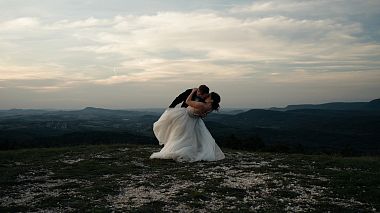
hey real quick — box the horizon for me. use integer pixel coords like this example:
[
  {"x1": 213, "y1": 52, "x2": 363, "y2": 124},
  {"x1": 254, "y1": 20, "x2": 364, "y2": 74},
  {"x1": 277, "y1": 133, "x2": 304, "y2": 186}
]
[
  {"x1": 0, "y1": 97, "x2": 378, "y2": 111},
  {"x1": 1, "y1": 0, "x2": 380, "y2": 109}
]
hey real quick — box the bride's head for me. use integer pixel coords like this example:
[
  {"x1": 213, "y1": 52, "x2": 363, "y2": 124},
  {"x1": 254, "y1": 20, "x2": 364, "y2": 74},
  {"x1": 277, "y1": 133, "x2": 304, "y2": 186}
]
[{"x1": 206, "y1": 92, "x2": 221, "y2": 111}]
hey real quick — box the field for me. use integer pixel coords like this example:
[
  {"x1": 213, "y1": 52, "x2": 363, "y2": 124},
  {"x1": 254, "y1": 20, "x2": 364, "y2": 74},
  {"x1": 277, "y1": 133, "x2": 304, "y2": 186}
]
[{"x1": 0, "y1": 144, "x2": 379, "y2": 212}]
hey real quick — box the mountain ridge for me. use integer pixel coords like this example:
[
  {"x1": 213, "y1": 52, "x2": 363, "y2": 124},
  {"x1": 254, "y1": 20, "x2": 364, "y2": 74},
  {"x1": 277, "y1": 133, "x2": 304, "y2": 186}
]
[
  {"x1": 1, "y1": 98, "x2": 379, "y2": 154},
  {"x1": 269, "y1": 98, "x2": 380, "y2": 111}
]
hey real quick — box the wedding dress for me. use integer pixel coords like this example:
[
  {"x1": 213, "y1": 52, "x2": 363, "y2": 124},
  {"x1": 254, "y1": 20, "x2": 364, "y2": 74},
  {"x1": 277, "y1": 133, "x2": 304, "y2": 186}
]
[{"x1": 150, "y1": 107, "x2": 225, "y2": 162}]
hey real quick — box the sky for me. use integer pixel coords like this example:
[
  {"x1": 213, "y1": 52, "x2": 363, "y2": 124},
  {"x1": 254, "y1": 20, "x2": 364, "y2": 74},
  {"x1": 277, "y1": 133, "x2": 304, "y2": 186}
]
[{"x1": 0, "y1": 0, "x2": 379, "y2": 109}]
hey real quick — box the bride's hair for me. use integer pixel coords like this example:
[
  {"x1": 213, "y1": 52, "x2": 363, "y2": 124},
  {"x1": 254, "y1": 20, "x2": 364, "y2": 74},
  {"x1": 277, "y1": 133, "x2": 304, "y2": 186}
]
[{"x1": 210, "y1": 92, "x2": 221, "y2": 111}]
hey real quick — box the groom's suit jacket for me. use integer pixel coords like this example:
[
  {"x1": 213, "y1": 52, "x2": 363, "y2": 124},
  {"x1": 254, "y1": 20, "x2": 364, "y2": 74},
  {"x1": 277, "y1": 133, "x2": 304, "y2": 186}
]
[{"x1": 169, "y1": 89, "x2": 204, "y2": 108}]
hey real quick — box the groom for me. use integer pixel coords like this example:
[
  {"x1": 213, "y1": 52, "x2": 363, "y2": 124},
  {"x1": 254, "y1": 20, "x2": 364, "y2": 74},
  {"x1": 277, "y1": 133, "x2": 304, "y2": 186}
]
[{"x1": 169, "y1": 85, "x2": 210, "y2": 108}]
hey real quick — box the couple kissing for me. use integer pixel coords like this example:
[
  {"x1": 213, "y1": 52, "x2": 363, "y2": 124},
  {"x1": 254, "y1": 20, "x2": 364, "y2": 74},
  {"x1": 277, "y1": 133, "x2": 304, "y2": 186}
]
[{"x1": 150, "y1": 85, "x2": 225, "y2": 162}]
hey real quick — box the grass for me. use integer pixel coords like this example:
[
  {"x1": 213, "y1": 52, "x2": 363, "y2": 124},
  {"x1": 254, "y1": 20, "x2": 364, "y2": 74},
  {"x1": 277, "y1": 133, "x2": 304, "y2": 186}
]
[{"x1": 0, "y1": 144, "x2": 379, "y2": 212}]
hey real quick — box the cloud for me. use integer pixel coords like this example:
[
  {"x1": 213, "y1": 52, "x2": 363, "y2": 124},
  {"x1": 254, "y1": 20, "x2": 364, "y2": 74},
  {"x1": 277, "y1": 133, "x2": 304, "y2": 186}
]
[
  {"x1": 230, "y1": 0, "x2": 335, "y2": 14},
  {"x1": 0, "y1": 64, "x2": 64, "y2": 80},
  {"x1": 0, "y1": 62, "x2": 95, "y2": 92},
  {"x1": 76, "y1": 12, "x2": 365, "y2": 58},
  {"x1": 265, "y1": 69, "x2": 380, "y2": 85},
  {"x1": 229, "y1": 0, "x2": 380, "y2": 17},
  {"x1": 0, "y1": 0, "x2": 379, "y2": 107},
  {"x1": 62, "y1": 11, "x2": 379, "y2": 84},
  {"x1": 48, "y1": 17, "x2": 111, "y2": 29},
  {"x1": 0, "y1": 17, "x2": 40, "y2": 31},
  {"x1": 92, "y1": 59, "x2": 254, "y2": 85}
]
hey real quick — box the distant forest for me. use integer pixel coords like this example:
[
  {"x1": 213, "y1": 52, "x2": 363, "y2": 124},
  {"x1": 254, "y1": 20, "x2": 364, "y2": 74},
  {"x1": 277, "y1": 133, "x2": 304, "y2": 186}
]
[{"x1": 0, "y1": 99, "x2": 379, "y2": 156}]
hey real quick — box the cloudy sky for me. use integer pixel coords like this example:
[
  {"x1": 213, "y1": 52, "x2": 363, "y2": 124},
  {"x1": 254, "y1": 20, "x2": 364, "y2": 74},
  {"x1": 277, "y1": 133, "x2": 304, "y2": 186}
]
[{"x1": 0, "y1": 0, "x2": 379, "y2": 109}]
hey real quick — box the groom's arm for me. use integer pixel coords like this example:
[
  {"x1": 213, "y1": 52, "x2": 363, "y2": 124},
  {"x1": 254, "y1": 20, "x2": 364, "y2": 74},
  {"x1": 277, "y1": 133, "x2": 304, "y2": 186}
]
[
  {"x1": 186, "y1": 88, "x2": 207, "y2": 110},
  {"x1": 169, "y1": 89, "x2": 192, "y2": 108}
]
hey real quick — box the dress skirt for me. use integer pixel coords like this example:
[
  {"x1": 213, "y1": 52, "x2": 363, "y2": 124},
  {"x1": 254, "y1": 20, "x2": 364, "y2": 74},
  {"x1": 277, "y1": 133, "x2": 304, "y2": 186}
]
[{"x1": 150, "y1": 108, "x2": 225, "y2": 162}]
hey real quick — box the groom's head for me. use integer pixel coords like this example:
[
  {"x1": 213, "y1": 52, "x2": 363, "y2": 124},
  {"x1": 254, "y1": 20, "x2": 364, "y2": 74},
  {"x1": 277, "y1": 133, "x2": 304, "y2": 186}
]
[{"x1": 197, "y1": 85, "x2": 210, "y2": 99}]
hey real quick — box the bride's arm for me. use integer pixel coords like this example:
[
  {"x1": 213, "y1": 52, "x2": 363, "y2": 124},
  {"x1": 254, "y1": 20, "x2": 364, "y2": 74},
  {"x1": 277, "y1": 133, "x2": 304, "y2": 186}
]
[{"x1": 186, "y1": 88, "x2": 206, "y2": 110}]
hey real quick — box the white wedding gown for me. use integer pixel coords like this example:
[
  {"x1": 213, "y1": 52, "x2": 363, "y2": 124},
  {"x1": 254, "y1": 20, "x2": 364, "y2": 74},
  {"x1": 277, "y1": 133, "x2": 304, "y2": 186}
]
[{"x1": 150, "y1": 107, "x2": 225, "y2": 162}]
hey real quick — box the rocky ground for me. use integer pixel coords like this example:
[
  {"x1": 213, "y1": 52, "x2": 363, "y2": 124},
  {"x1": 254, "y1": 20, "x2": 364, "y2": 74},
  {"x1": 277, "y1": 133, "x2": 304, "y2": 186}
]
[{"x1": 0, "y1": 144, "x2": 379, "y2": 212}]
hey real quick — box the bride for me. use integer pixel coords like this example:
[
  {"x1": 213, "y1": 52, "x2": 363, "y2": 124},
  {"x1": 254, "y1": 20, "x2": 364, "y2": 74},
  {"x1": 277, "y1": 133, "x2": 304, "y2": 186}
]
[{"x1": 150, "y1": 88, "x2": 225, "y2": 162}]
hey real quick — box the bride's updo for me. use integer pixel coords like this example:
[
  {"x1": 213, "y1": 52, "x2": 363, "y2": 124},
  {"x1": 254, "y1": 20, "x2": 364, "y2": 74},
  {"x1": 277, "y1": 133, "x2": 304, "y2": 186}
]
[{"x1": 210, "y1": 92, "x2": 221, "y2": 111}]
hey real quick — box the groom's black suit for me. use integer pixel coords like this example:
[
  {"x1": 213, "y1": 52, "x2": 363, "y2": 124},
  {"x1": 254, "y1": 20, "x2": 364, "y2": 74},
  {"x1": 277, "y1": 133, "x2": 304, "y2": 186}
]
[{"x1": 169, "y1": 89, "x2": 205, "y2": 108}]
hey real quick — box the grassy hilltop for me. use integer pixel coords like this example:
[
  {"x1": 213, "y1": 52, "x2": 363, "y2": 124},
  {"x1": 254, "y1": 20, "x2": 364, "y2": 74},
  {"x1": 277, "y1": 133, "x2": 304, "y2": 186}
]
[{"x1": 0, "y1": 144, "x2": 379, "y2": 212}]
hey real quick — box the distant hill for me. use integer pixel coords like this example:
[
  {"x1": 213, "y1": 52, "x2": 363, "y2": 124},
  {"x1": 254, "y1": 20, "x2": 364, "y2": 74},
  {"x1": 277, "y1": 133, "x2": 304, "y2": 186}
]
[
  {"x1": 0, "y1": 109, "x2": 50, "y2": 117},
  {"x1": 269, "y1": 98, "x2": 380, "y2": 111},
  {"x1": 206, "y1": 108, "x2": 380, "y2": 154},
  {"x1": 1, "y1": 101, "x2": 379, "y2": 154}
]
